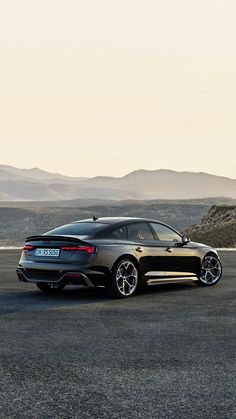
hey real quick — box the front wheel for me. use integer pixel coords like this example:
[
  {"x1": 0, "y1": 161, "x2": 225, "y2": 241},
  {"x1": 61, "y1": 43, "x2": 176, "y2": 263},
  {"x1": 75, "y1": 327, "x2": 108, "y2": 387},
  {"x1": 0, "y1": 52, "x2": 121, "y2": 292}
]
[
  {"x1": 108, "y1": 258, "x2": 139, "y2": 298},
  {"x1": 36, "y1": 283, "x2": 65, "y2": 293},
  {"x1": 198, "y1": 255, "x2": 222, "y2": 286}
]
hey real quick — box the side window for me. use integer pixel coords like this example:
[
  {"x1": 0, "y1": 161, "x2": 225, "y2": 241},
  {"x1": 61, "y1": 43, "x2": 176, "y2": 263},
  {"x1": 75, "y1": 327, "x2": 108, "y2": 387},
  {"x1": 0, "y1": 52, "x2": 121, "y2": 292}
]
[
  {"x1": 110, "y1": 225, "x2": 128, "y2": 239},
  {"x1": 127, "y1": 223, "x2": 155, "y2": 241},
  {"x1": 150, "y1": 223, "x2": 181, "y2": 242}
]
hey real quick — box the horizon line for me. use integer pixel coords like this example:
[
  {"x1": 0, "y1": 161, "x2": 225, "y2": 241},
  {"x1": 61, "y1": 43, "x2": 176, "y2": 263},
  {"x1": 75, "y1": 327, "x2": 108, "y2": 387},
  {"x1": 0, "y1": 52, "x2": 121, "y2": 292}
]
[{"x1": 0, "y1": 163, "x2": 236, "y2": 181}]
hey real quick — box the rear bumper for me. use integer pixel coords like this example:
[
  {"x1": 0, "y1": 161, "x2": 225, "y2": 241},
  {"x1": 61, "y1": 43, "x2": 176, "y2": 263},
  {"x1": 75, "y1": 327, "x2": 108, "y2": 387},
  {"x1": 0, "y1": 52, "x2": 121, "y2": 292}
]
[{"x1": 16, "y1": 267, "x2": 98, "y2": 288}]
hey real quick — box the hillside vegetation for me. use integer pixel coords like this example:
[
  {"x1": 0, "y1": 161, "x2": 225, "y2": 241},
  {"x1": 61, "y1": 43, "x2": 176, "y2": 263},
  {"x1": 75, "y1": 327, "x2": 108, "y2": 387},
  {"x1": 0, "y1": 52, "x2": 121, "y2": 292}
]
[{"x1": 185, "y1": 205, "x2": 236, "y2": 247}]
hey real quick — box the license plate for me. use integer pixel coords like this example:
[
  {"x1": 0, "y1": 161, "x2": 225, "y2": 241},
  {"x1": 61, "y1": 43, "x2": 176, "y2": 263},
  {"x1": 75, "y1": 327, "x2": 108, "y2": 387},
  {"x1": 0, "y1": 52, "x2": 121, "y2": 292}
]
[{"x1": 35, "y1": 248, "x2": 60, "y2": 257}]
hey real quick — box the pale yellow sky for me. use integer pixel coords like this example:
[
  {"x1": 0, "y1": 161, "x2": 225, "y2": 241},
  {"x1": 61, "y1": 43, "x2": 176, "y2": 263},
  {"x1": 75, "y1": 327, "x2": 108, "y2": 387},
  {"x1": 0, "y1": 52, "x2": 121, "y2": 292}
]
[{"x1": 0, "y1": 0, "x2": 235, "y2": 178}]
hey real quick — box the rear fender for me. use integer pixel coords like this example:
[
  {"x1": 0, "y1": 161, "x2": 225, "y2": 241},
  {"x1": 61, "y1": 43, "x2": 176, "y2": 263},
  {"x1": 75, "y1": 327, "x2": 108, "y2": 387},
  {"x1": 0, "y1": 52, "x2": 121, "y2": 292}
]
[{"x1": 111, "y1": 254, "x2": 140, "y2": 274}]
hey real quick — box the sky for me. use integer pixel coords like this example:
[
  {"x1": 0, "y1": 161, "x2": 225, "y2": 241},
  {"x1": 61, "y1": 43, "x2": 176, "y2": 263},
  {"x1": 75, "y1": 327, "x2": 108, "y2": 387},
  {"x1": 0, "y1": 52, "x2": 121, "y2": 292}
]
[{"x1": 0, "y1": 0, "x2": 235, "y2": 178}]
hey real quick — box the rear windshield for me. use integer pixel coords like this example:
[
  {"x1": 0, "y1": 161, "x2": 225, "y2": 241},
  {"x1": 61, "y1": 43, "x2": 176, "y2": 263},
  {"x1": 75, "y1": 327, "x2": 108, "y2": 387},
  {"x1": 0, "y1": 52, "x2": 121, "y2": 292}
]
[{"x1": 45, "y1": 223, "x2": 108, "y2": 236}]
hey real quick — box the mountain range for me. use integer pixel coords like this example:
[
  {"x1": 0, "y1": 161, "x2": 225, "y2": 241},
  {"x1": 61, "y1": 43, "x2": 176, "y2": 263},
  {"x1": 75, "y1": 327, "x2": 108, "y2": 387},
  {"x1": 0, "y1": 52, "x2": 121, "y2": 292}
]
[{"x1": 0, "y1": 165, "x2": 236, "y2": 201}]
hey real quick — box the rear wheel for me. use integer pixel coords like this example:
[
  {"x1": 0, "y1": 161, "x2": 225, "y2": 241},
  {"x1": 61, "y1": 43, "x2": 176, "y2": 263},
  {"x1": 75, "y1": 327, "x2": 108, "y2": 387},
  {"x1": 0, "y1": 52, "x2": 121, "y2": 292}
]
[
  {"x1": 36, "y1": 283, "x2": 65, "y2": 293},
  {"x1": 198, "y1": 255, "x2": 222, "y2": 286},
  {"x1": 108, "y1": 258, "x2": 139, "y2": 298}
]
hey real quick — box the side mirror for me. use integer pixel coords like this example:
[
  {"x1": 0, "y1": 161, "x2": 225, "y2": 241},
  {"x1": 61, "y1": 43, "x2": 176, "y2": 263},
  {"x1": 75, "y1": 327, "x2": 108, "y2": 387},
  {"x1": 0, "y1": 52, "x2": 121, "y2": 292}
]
[{"x1": 182, "y1": 236, "x2": 190, "y2": 245}]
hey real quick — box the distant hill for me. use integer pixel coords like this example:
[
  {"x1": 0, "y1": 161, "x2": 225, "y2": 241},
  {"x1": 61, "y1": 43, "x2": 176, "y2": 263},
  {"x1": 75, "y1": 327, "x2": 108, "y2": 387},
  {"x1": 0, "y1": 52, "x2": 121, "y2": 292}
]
[
  {"x1": 185, "y1": 205, "x2": 236, "y2": 247},
  {"x1": 1, "y1": 197, "x2": 236, "y2": 246},
  {"x1": 83, "y1": 169, "x2": 236, "y2": 201},
  {"x1": 1, "y1": 165, "x2": 236, "y2": 201},
  {"x1": 0, "y1": 201, "x2": 210, "y2": 246},
  {"x1": 0, "y1": 165, "x2": 86, "y2": 186},
  {"x1": 1, "y1": 196, "x2": 234, "y2": 209}
]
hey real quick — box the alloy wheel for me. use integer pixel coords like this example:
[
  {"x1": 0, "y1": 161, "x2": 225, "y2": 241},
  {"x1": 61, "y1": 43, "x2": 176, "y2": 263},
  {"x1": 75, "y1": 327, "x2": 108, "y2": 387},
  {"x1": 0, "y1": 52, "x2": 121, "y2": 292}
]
[
  {"x1": 200, "y1": 256, "x2": 222, "y2": 285},
  {"x1": 116, "y1": 260, "x2": 138, "y2": 296}
]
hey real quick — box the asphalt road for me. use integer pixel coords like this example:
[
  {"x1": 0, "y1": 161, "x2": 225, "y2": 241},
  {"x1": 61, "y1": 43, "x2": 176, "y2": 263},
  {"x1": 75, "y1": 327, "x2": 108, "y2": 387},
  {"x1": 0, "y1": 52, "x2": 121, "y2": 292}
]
[{"x1": 0, "y1": 250, "x2": 235, "y2": 419}]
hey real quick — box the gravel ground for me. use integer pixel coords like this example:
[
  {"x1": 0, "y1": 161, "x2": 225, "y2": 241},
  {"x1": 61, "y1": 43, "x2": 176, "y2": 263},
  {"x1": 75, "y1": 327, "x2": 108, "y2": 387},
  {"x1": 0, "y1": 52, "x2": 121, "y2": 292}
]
[{"x1": 0, "y1": 250, "x2": 235, "y2": 419}]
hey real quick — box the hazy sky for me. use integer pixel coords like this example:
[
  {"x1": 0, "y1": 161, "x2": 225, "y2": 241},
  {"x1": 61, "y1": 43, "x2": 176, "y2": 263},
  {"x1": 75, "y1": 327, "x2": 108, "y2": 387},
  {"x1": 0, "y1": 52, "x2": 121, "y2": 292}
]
[{"x1": 0, "y1": 0, "x2": 235, "y2": 178}]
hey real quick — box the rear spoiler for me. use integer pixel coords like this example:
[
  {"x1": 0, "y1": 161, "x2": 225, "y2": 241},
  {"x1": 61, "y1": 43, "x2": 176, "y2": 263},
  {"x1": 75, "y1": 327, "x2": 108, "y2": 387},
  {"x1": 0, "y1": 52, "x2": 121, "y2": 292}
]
[{"x1": 25, "y1": 235, "x2": 87, "y2": 244}]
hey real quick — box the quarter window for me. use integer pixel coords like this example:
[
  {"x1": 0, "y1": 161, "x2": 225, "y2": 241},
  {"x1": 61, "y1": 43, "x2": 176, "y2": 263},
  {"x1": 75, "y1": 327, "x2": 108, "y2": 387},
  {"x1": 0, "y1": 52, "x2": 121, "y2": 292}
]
[
  {"x1": 110, "y1": 226, "x2": 128, "y2": 239},
  {"x1": 127, "y1": 223, "x2": 155, "y2": 241},
  {"x1": 150, "y1": 223, "x2": 181, "y2": 242}
]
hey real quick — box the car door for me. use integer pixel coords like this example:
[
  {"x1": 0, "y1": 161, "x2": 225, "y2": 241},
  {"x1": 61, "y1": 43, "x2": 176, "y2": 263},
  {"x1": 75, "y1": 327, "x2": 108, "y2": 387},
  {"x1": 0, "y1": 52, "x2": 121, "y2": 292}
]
[
  {"x1": 149, "y1": 222, "x2": 199, "y2": 277},
  {"x1": 126, "y1": 222, "x2": 166, "y2": 276}
]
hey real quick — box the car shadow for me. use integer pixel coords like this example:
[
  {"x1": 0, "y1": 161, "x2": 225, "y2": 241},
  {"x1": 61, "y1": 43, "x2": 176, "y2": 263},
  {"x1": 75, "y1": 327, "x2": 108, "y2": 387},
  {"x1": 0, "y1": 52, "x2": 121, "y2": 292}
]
[
  {"x1": 140, "y1": 281, "x2": 198, "y2": 296},
  {"x1": 0, "y1": 281, "x2": 201, "y2": 315},
  {"x1": 33, "y1": 281, "x2": 198, "y2": 301}
]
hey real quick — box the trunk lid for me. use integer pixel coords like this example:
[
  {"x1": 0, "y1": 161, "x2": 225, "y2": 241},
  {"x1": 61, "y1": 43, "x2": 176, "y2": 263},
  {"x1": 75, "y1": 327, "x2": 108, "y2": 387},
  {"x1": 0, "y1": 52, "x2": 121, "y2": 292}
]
[{"x1": 22, "y1": 235, "x2": 97, "y2": 264}]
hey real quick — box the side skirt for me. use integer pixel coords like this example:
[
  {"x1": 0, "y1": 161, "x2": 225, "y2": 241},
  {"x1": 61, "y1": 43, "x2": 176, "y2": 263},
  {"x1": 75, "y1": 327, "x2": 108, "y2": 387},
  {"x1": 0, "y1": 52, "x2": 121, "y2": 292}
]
[
  {"x1": 144, "y1": 271, "x2": 198, "y2": 285},
  {"x1": 146, "y1": 276, "x2": 198, "y2": 285}
]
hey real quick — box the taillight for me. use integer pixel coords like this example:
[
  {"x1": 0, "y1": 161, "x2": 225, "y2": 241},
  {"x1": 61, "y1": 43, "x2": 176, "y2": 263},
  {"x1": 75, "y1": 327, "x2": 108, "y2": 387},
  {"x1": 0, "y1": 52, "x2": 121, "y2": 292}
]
[
  {"x1": 60, "y1": 245, "x2": 95, "y2": 253},
  {"x1": 22, "y1": 245, "x2": 34, "y2": 252}
]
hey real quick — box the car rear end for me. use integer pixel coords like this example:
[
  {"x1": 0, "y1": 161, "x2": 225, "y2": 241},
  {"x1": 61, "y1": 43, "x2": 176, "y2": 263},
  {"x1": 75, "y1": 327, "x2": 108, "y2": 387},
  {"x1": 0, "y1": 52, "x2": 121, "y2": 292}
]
[{"x1": 17, "y1": 235, "x2": 100, "y2": 288}]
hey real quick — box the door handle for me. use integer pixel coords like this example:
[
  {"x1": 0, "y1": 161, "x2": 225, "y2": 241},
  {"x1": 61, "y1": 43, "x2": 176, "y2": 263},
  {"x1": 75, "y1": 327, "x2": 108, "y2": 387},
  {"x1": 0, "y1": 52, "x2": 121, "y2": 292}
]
[
  {"x1": 135, "y1": 247, "x2": 143, "y2": 253},
  {"x1": 165, "y1": 247, "x2": 173, "y2": 253}
]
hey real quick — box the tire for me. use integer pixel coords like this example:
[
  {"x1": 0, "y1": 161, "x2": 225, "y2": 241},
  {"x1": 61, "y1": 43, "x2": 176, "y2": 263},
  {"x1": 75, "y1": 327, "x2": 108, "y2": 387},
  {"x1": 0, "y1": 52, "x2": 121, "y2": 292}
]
[
  {"x1": 108, "y1": 258, "x2": 140, "y2": 298},
  {"x1": 36, "y1": 283, "x2": 65, "y2": 293},
  {"x1": 197, "y1": 255, "x2": 222, "y2": 286}
]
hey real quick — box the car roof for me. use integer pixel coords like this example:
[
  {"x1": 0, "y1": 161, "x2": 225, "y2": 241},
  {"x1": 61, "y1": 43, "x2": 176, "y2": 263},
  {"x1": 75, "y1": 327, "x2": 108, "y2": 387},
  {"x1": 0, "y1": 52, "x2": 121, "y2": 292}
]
[
  {"x1": 72, "y1": 217, "x2": 182, "y2": 236},
  {"x1": 73, "y1": 217, "x2": 161, "y2": 225}
]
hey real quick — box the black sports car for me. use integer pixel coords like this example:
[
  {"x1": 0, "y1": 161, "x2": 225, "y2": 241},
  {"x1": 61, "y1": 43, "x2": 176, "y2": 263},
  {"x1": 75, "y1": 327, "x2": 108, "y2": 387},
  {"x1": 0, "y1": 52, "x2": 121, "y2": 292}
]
[{"x1": 17, "y1": 217, "x2": 223, "y2": 298}]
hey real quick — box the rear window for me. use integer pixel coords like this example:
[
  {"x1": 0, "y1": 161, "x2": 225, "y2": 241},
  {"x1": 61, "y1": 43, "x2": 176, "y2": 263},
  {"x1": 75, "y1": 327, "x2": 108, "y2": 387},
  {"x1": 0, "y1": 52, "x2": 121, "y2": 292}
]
[{"x1": 45, "y1": 223, "x2": 108, "y2": 236}]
